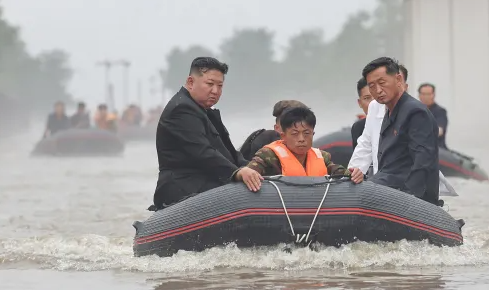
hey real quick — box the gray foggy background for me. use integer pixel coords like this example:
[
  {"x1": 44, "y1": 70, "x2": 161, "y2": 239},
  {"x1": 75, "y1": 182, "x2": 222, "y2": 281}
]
[{"x1": 2, "y1": 1, "x2": 489, "y2": 289}]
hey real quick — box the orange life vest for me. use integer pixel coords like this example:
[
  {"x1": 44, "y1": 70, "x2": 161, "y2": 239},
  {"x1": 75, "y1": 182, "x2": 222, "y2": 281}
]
[{"x1": 264, "y1": 140, "x2": 328, "y2": 177}]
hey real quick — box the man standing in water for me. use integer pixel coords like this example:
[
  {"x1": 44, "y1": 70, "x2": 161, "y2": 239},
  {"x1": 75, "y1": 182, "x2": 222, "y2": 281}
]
[
  {"x1": 152, "y1": 57, "x2": 259, "y2": 209},
  {"x1": 418, "y1": 83, "x2": 449, "y2": 149},
  {"x1": 362, "y1": 57, "x2": 439, "y2": 205}
]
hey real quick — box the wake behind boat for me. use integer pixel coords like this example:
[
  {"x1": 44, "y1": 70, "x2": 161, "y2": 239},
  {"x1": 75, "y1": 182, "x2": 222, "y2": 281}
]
[{"x1": 133, "y1": 176, "x2": 464, "y2": 257}]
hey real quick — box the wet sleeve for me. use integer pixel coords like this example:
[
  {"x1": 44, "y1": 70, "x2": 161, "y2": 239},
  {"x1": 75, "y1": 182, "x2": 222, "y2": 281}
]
[
  {"x1": 235, "y1": 150, "x2": 249, "y2": 167},
  {"x1": 163, "y1": 104, "x2": 239, "y2": 183},
  {"x1": 322, "y1": 151, "x2": 349, "y2": 176},
  {"x1": 348, "y1": 113, "x2": 373, "y2": 174},
  {"x1": 246, "y1": 148, "x2": 281, "y2": 176},
  {"x1": 404, "y1": 110, "x2": 438, "y2": 197}
]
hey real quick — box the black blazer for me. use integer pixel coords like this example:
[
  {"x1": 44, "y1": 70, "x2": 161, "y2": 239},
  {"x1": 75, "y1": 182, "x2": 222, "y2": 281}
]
[
  {"x1": 371, "y1": 92, "x2": 439, "y2": 204},
  {"x1": 351, "y1": 118, "x2": 366, "y2": 150},
  {"x1": 154, "y1": 87, "x2": 248, "y2": 207}
]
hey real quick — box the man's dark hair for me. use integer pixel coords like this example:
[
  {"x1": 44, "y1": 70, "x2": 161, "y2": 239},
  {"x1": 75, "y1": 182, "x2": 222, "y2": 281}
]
[
  {"x1": 272, "y1": 100, "x2": 308, "y2": 122},
  {"x1": 189, "y1": 57, "x2": 228, "y2": 76},
  {"x1": 418, "y1": 83, "x2": 436, "y2": 93},
  {"x1": 362, "y1": 57, "x2": 400, "y2": 79},
  {"x1": 78, "y1": 102, "x2": 86, "y2": 109},
  {"x1": 98, "y1": 104, "x2": 108, "y2": 110},
  {"x1": 399, "y1": 64, "x2": 408, "y2": 82},
  {"x1": 280, "y1": 107, "x2": 316, "y2": 131},
  {"x1": 356, "y1": 77, "x2": 368, "y2": 97}
]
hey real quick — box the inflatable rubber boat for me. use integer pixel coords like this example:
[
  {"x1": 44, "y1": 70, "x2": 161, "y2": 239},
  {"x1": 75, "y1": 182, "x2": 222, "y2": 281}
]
[
  {"x1": 313, "y1": 128, "x2": 489, "y2": 181},
  {"x1": 133, "y1": 176, "x2": 464, "y2": 257},
  {"x1": 118, "y1": 125, "x2": 156, "y2": 142},
  {"x1": 31, "y1": 128, "x2": 125, "y2": 157}
]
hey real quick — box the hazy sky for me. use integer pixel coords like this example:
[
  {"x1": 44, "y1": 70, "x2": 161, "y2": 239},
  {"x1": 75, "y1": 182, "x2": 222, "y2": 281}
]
[{"x1": 2, "y1": 0, "x2": 376, "y2": 109}]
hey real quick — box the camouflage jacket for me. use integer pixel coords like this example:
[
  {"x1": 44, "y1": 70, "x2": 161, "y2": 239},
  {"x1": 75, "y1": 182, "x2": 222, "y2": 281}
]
[{"x1": 247, "y1": 147, "x2": 350, "y2": 177}]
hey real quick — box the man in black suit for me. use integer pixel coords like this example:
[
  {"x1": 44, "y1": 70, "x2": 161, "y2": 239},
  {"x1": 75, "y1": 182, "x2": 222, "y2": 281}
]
[
  {"x1": 362, "y1": 57, "x2": 440, "y2": 205},
  {"x1": 418, "y1": 83, "x2": 449, "y2": 149},
  {"x1": 152, "y1": 57, "x2": 261, "y2": 209}
]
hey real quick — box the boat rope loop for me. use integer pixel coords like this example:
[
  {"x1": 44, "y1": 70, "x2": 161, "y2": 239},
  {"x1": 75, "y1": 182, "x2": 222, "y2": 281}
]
[{"x1": 268, "y1": 177, "x2": 332, "y2": 246}]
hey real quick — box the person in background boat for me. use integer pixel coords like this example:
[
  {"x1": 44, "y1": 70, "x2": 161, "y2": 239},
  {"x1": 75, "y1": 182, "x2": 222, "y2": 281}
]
[
  {"x1": 362, "y1": 57, "x2": 439, "y2": 205},
  {"x1": 235, "y1": 107, "x2": 364, "y2": 191},
  {"x1": 94, "y1": 104, "x2": 118, "y2": 132},
  {"x1": 152, "y1": 57, "x2": 249, "y2": 210},
  {"x1": 351, "y1": 77, "x2": 373, "y2": 150},
  {"x1": 239, "y1": 100, "x2": 309, "y2": 160},
  {"x1": 146, "y1": 106, "x2": 163, "y2": 125},
  {"x1": 121, "y1": 104, "x2": 143, "y2": 127},
  {"x1": 418, "y1": 83, "x2": 449, "y2": 149},
  {"x1": 348, "y1": 63, "x2": 409, "y2": 175},
  {"x1": 43, "y1": 101, "x2": 70, "y2": 138},
  {"x1": 70, "y1": 102, "x2": 90, "y2": 129}
]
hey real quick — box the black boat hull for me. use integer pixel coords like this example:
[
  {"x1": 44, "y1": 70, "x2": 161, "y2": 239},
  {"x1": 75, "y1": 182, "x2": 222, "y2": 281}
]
[
  {"x1": 32, "y1": 128, "x2": 125, "y2": 157},
  {"x1": 133, "y1": 177, "x2": 463, "y2": 257},
  {"x1": 313, "y1": 128, "x2": 488, "y2": 181}
]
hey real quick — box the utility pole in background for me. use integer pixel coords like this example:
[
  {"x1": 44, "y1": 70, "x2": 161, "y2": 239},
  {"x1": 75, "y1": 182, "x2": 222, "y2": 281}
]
[
  {"x1": 149, "y1": 74, "x2": 157, "y2": 107},
  {"x1": 158, "y1": 69, "x2": 167, "y2": 105},
  {"x1": 137, "y1": 79, "x2": 143, "y2": 109},
  {"x1": 95, "y1": 60, "x2": 113, "y2": 107},
  {"x1": 114, "y1": 59, "x2": 131, "y2": 108}
]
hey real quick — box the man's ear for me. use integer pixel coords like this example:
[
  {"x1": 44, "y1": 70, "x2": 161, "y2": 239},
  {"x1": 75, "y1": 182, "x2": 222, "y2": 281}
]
[
  {"x1": 280, "y1": 131, "x2": 286, "y2": 140},
  {"x1": 186, "y1": 76, "x2": 194, "y2": 90},
  {"x1": 396, "y1": 73, "x2": 403, "y2": 85},
  {"x1": 274, "y1": 123, "x2": 280, "y2": 133}
]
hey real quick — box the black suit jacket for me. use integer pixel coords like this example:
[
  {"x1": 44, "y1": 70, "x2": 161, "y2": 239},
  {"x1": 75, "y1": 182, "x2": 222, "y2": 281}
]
[
  {"x1": 371, "y1": 92, "x2": 439, "y2": 204},
  {"x1": 351, "y1": 118, "x2": 366, "y2": 150},
  {"x1": 429, "y1": 103, "x2": 448, "y2": 149},
  {"x1": 239, "y1": 129, "x2": 280, "y2": 160},
  {"x1": 154, "y1": 87, "x2": 248, "y2": 208}
]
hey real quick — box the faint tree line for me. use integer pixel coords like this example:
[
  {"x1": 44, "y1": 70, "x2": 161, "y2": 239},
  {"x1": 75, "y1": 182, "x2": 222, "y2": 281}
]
[
  {"x1": 160, "y1": 0, "x2": 404, "y2": 113},
  {"x1": 0, "y1": 6, "x2": 73, "y2": 115}
]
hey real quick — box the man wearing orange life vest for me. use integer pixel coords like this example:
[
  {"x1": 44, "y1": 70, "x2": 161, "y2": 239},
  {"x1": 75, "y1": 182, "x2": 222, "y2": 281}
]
[
  {"x1": 235, "y1": 107, "x2": 364, "y2": 191},
  {"x1": 94, "y1": 104, "x2": 118, "y2": 132}
]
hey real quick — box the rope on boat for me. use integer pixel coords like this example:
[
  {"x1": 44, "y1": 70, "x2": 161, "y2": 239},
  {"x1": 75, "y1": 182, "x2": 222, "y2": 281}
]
[{"x1": 268, "y1": 176, "x2": 332, "y2": 245}]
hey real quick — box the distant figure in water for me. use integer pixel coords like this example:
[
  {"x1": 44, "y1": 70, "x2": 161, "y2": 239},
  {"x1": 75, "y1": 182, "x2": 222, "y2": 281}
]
[
  {"x1": 43, "y1": 101, "x2": 70, "y2": 138},
  {"x1": 70, "y1": 102, "x2": 90, "y2": 129},
  {"x1": 94, "y1": 104, "x2": 117, "y2": 132},
  {"x1": 418, "y1": 83, "x2": 449, "y2": 149},
  {"x1": 121, "y1": 104, "x2": 143, "y2": 127},
  {"x1": 146, "y1": 106, "x2": 163, "y2": 125}
]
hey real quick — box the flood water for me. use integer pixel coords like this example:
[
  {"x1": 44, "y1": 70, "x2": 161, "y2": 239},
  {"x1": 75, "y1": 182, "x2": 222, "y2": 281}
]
[{"x1": 1, "y1": 122, "x2": 489, "y2": 290}]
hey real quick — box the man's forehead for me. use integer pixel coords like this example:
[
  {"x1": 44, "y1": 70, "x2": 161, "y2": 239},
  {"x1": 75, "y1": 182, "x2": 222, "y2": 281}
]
[
  {"x1": 360, "y1": 86, "x2": 371, "y2": 96},
  {"x1": 368, "y1": 66, "x2": 387, "y2": 77},
  {"x1": 289, "y1": 122, "x2": 312, "y2": 130},
  {"x1": 202, "y1": 70, "x2": 224, "y2": 82}
]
